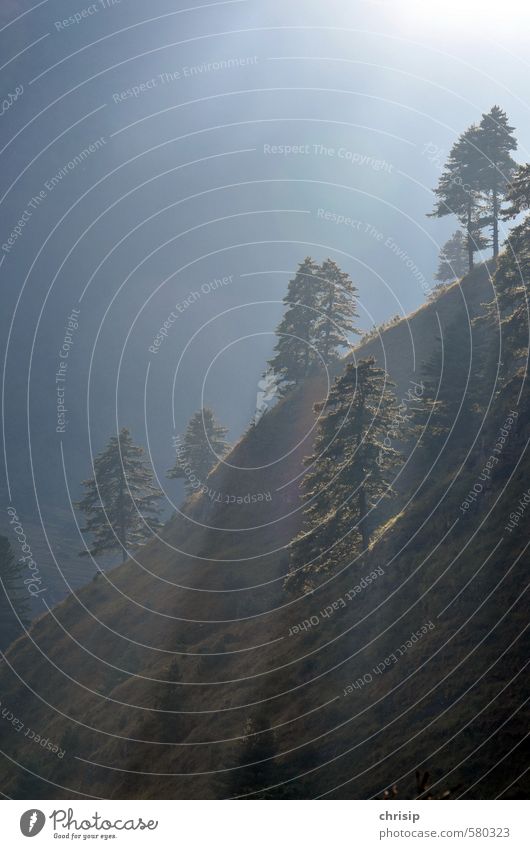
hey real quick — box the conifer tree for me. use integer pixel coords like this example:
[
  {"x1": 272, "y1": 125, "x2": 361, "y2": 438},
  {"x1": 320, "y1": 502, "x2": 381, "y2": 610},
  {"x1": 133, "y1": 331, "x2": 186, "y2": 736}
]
[
  {"x1": 494, "y1": 163, "x2": 530, "y2": 361},
  {"x1": 287, "y1": 358, "x2": 403, "y2": 590},
  {"x1": 429, "y1": 125, "x2": 488, "y2": 271},
  {"x1": 268, "y1": 257, "x2": 322, "y2": 390},
  {"x1": 0, "y1": 535, "x2": 30, "y2": 651},
  {"x1": 476, "y1": 106, "x2": 518, "y2": 257},
  {"x1": 168, "y1": 408, "x2": 230, "y2": 494},
  {"x1": 502, "y1": 162, "x2": 530, "y2": 221},
  {"x1": 77, "y1": 428, "x2": 163, "y2": 562},
  {"x1": 269, "y1": 258, "x2": 360, "y2": 389},
  {"x1": 315, "y1": 258, "x2": 360, "y2": 363},
  {"x1": 435, "y1": 231, "x2": 468, "y2": 282}
]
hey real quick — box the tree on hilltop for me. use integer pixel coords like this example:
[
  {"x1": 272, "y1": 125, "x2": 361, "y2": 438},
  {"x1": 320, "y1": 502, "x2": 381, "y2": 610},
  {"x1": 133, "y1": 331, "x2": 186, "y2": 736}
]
[
  {"x1": 429, "y1": 108, "x2": 518, "y2": 270},
  {"x1": 476, "y1": 105, "x2": 518, "y2": 257}
]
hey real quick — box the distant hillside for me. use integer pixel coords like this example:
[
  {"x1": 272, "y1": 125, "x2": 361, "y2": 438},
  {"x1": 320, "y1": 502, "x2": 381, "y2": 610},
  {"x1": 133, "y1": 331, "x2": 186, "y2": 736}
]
[{"x1": 1, "y1": 261, "x2": 528, "y2": 800}]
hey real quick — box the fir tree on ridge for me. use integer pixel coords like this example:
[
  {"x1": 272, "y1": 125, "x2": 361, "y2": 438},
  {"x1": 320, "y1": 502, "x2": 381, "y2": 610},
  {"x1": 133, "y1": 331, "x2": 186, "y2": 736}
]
[
  {"x1": 316, "y1": 258, "x2": 360, "y2": 363},
  {"x1": 267, "y1": 257, "x2": 322, "y2": 391},
  {"x1": 168, "y1": 407, "x2": 230, "y2": 495},
  {"x1": 476, "y1": 105, "x2": 517, "y2": 257},
  {"x1": 429, "y1": 124, "x2": 488, "y2": 272},
  {"x1": 269, "y1": 257, "x2": 360, "y2": 391},
  {"x1": 429, "y1": 107, "x2": 518, "y2": 270},
  {"x1": 76, "y1": 428, "x2": 163, "y2": 563}
]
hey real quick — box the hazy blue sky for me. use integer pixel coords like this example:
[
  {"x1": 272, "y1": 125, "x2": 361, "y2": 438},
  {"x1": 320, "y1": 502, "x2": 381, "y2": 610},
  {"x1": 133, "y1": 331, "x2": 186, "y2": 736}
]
[{"x1": 1, "y1": 0, "x2": 529, "y2": 518}]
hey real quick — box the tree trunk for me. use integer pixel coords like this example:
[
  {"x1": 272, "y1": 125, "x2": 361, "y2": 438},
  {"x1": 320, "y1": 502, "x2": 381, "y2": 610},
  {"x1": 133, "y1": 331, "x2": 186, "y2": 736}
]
[
  {"x1": 467, "y1": 202, "x2": 474, "y2": 272},
  {"x1": 492, "y1": 189, "x2": 499, "y2": 257},
  {"x1": 303, "y1": 337, "x2": 310, "y2": 376},
  {"x1": 118, "y1": 472, "x2": 127, "y2": 562},
  {"x1": 323, "y1": 289, "x2": 334, "y2": 361}
]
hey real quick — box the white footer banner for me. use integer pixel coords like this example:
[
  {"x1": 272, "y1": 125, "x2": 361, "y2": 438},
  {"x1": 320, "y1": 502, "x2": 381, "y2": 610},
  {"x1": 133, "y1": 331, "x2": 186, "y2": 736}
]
[{"x1": 1, "y1": 799, "x2": 528, "y2": 848}]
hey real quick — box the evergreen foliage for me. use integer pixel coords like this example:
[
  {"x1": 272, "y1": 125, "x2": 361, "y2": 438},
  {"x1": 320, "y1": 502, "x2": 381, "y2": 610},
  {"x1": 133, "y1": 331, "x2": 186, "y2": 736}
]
[
  {"x1": 429, "y1": 107, "x2": 518, "y2": 269},
  {"x1": 269, "y1": 257, "x2": 360, "y2": 390},
  {"x1": 435, "y1": 231, "x2": 468, "y2": 282},
  {"x1": 167, "y1": 408, "x2": 230, "y2": 495},
  {"x1": 315, "y1": 258, "x2": 360, "y2": 364},
  {"x1": 476, "y1": 105, "x2": 518, "y2": 257},
  {"x1": 76, "y1": 428, "x2": 163, "y2": 562},
  {"x1": 287, "y1": 358, "x2": 404, "y2": 591},
  {"x1": 429, "y1": 124, "x2": 488, "y2": 271},
  {"x1": 267, "y1": 257, "x2": 322, "y2": 389},
  {"x1": 493, "y1": 163, "x2": 530, "y2": 364}
]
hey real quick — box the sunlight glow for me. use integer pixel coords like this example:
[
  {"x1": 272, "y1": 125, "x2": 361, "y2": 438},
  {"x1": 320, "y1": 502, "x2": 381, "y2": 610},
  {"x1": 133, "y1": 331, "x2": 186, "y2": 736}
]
[{"x1": 369, "y1": 0, "x2": 530, "y2": 39}]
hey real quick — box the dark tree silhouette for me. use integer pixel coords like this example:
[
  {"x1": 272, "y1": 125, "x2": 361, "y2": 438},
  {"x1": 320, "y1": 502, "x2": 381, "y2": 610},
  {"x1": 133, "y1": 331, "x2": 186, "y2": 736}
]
[
  {"x1": 168, "y1": 408, "x2": 230, "y2": 495},
  {"x1": 315, "y1": 258, "x2": 360, "y2": 363},
  {"x1": 287, "y1": 358, "x2": 404, "y2": 591},
  {"x1": 77, "y1": 428, "x2": 163, "y2": 562},
  {"x1": 493, "y1": 162, "x2": 530, "y2": 363},
  {"x1": 269, "y1": 257, "x2": 360, "y2": 390},
  {"x1": 429, "y1": 124, "x2": 488, "y2": 271},
  {"x1": 435, "y1": 231, "x2": 468, "y2": 282},
  {"x1": 477, "y1": 105, "x2": 518, "y2": 257},
  {"x1": 268, "y1": 257, "x2": 322, "y2": 390}
]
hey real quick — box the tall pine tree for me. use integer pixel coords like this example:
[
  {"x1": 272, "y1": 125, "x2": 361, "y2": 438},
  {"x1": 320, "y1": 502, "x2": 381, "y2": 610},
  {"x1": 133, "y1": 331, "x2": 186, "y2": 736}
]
[
  {"x1": 476, "y1": 106, "x2": 517, "y2": 257},
  {"x1": 287, "y1": 358, "x2": 403, "y2": 591},
  {"x1": 168, "y1": 408, "x2": 230, "y2": 495},
  {"x1": 315, "y1": 258, "x2": 360, "y2": 364},
  {"x1": 429, "y1": 125, "x2": 488, "y2": 271},
  {"x1": 77, "y1": 428, "x2": 163, "y2": 562},
  {"x1": 268, "y1": 257, "x2": 322, "y2": 390},
  {"x1": 269, "y1": 258, "x2": 360, "y2": 390},
  {"x1": 493, "y1": 163, "x2": 530, "y2": 364}
]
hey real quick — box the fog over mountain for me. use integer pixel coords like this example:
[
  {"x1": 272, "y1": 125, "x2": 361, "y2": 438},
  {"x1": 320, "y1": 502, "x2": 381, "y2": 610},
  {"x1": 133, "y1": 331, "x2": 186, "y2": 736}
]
[{"x1": 0, "y1": 0, "x2": 529, "y2": 806}]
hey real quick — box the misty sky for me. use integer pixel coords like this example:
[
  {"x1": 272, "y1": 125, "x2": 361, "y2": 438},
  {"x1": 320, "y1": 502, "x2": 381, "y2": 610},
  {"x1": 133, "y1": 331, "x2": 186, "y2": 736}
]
[{"x1": 1, "y1": 0, "x2": 529, "y2": 518}]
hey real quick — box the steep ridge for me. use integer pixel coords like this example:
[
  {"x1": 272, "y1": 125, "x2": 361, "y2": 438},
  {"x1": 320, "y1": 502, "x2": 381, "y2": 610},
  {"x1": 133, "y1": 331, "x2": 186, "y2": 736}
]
[{"x1": 1, "y1": 262, "x2": 528, "y2": 800}]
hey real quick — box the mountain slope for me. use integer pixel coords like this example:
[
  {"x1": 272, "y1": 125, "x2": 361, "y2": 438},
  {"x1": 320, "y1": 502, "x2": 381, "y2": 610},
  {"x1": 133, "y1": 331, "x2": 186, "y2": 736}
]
[{"x1": 1, "y1": 261, "x2": 528, "y2": 800}]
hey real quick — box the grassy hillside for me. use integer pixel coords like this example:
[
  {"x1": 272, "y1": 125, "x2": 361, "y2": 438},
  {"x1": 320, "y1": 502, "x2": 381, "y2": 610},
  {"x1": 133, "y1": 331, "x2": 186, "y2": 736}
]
[{"x1": 1, "y1": 261, "x2": 528, "y2": 800}]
